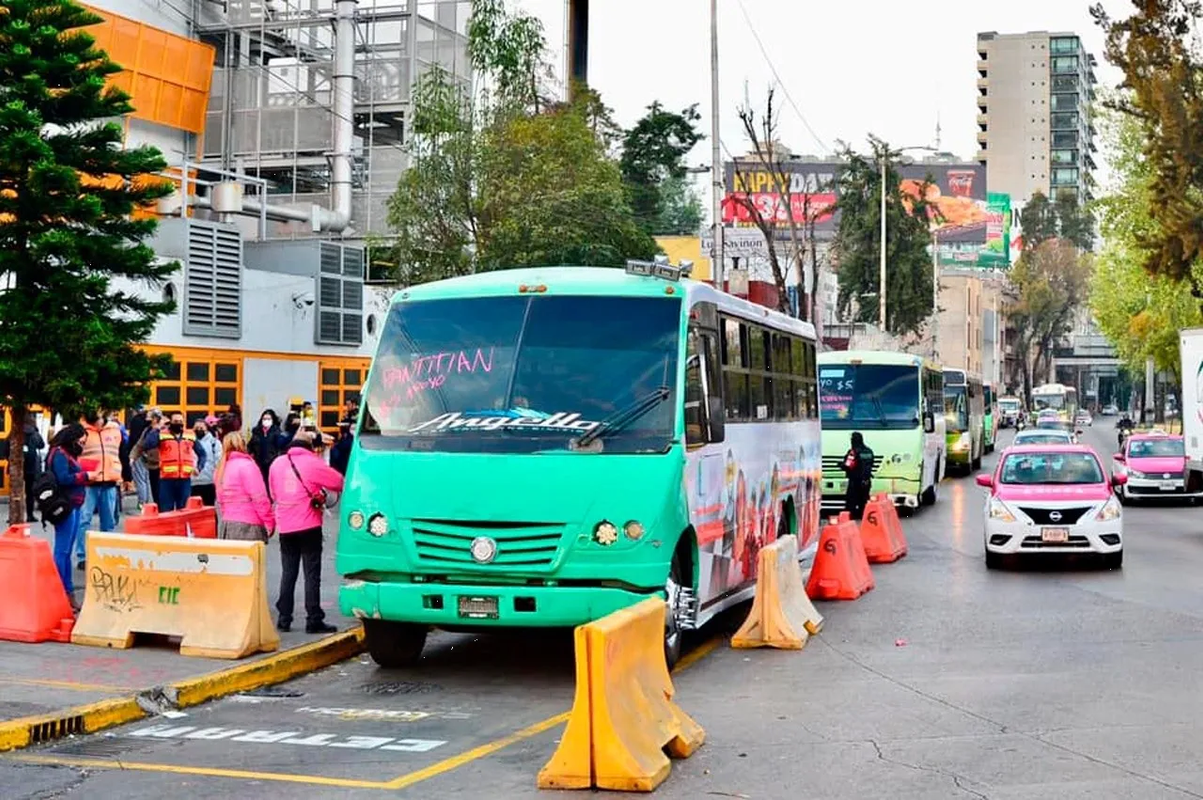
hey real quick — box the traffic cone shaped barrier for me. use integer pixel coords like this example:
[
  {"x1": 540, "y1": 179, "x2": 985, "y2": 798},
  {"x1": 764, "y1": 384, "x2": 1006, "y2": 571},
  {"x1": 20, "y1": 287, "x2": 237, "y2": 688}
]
[
  {"x1": 0, "y1": 525, "x2": 75, "y2": 643},
  {"x1": 860, "y1": 495, "x2": 907, "y2": 563},
  {"x1": 806, "y1": 516, "x2": 875, "y2": 601},
  {"x1": 732, "y1": 534, "x2": 824, "y2": 649}
]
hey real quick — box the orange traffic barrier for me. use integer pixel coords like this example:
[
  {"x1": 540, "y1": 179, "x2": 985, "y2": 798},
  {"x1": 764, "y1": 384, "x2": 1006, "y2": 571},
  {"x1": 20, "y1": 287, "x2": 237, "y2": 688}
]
[
  {"x1": 0, "y1": 525, "x2": 75, "y2": 643},
  {"x1": 732, "y1": 534, "x2": 824, "y2": 649},
  {"x1": 806, "y1": 514, "x2": 875, "y2": 601},
  {"x1": 538, "y1": 597, "x2": 704, "y2": 792},
  {"x1": 72, "y1": 532, "x2": 278, "y2": 659},
  {"x1": 859, "y1": 494, "x2": 908, "y2": 563},
  {"x1": 124, "y1": 497, "x2": 216, "y2": 539}
]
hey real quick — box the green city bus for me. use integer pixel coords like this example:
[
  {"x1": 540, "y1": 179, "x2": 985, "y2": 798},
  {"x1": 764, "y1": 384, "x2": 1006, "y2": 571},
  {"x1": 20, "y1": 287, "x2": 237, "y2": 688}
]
[
  {"x1": 817, "y1": 351, "x2": 946, "y2": 512},
  {"x1": 944, "y1": 368, "x2": 985, "y2": 473},
  {"x1": 983, "y1": 381, "x2": 998, "y2": 454},
  {"x1": 338, "y1": 264, "x2": 822, "y2": 668}
]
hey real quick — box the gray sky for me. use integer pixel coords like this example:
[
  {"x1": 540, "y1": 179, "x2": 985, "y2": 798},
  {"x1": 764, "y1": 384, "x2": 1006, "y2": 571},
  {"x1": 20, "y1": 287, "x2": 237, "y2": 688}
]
[{"x1": 514, "y1": 0, "x2": 1128, "y2": 167}]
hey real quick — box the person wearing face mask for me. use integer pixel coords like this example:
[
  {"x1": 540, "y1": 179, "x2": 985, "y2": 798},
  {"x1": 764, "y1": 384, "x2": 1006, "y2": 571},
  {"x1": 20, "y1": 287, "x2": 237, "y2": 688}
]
[
  {"x1": 190, "y1": 417, "x2": 222, "y2": 507},
  {"x1": 249, "y1": 409, "x2": 282, "y2": 486},
  {"x1": 130, "y1": 409, "x2": 163, "y2": 509},
  {"x1": 158, "y1": 413, "x2": 204, "y2": 512},
  {"x1": 47, "y1": 424, "x2": 92, "y2": 599},
  {"x1": 74, "y1": 410, "x2": 123, "y2": 571}
]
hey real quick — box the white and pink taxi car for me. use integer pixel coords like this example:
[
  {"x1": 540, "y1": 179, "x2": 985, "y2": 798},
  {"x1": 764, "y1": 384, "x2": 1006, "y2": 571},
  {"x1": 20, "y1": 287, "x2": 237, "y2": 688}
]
[
  {"x1": 976, "y1": 444, "x2": 1126, "y2": 570},
  {"x1": 1112, "y1": 433, "x2": 1200, "y2": 504}
]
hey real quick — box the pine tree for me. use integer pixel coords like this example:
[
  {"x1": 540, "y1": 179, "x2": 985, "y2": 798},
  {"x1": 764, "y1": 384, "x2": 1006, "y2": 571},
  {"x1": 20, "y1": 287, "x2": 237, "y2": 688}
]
[{"x1": 0, "y1": 0, "x2": 177, "y2": 523}]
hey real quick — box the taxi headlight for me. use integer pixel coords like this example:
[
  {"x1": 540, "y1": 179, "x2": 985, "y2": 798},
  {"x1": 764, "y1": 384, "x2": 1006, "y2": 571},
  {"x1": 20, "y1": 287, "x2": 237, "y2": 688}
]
[
  {"x1": 1127, "y1": 468, "x2": 1146, "y2": 479},
  {"x1": 1096, "y1": 496, "x2": 1122, "y2": 522},
  {"x1": 988, "y1": 497, "x2": 1016, "y2": 522}
]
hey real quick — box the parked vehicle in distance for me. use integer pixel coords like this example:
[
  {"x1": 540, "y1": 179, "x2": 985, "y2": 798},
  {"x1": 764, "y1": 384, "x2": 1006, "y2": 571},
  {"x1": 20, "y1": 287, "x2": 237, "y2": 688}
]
[
  {"x1": 1112, "y1": 433, "x2": 1201, "y2": 504},
  {"x1": 977, "y1": 445, "x2": 1126, "y2": 569},
  {"x1": 998, "y1": 396, "x2": 1023, "y2": 428},
  {"x1": 1101, "y1": 404, "x2": 1118, "y2": 416},
  {"x1": 1013, "y1": 428, "x2": 1075, "y2": 446},
  {"x1": 1075, "y1": 410, "x2": 1093, "y2": 428}
]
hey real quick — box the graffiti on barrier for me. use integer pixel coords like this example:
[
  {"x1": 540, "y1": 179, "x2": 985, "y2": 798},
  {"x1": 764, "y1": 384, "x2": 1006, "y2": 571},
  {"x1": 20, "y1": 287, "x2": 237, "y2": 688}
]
[{"x1": 90, "y1": 566, "x2": 142, "y2": 612}]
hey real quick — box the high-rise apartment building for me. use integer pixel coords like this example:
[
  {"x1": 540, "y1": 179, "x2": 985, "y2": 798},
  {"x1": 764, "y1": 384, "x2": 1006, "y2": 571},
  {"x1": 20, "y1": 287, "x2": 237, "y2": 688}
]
[{"x1": 975, "y1": 31, "x2": 1097, "y2": 208}]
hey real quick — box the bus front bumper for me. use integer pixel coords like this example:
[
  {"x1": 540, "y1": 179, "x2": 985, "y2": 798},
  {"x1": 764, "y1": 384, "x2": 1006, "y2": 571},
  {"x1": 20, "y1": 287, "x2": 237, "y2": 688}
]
[
  {"x1": 340, "y1": 579, "x2": 661, "y2": 629},
  {"x1": 820, "y1": 475, "x2": 922, "y2": 510}
]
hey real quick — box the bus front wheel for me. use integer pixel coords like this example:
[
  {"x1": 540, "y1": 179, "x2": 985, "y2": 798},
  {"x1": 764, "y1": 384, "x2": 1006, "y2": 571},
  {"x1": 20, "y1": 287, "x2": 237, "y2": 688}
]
[
  {"x1": 363, "y1": 619, "x2": 428, "y2": 669},
  {"x1": 664, "y1": 547, "x2": 690, "y2": 671}
]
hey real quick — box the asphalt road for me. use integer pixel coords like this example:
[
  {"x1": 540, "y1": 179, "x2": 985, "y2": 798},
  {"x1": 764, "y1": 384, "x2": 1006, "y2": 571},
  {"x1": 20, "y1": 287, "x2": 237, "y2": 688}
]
[{"x1": 7, "y1": 419, "x2": 1203, "y2": 799}]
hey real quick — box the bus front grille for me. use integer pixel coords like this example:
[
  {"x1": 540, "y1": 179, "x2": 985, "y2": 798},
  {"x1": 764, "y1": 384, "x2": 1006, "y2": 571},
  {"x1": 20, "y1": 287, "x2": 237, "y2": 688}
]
[
  {"x1": 821, "y1": 456, "x2": 882, "y2": 475},
  {"x1": 410, "y1": 519, "x2": 565, "y2": 568}
]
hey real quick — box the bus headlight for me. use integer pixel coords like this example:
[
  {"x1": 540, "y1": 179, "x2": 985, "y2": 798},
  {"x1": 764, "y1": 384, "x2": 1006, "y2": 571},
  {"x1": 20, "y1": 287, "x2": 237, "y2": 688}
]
[
  {"x1": 368, "y1": 513, "x2": 389, "y2": 537},
  {"x1": 623, "y1": 520, "x2": 645, "y2": 541},
  {"x1": 593, "y1": 520, "x2": 619, "y2": 546},
  {"x1": 348, "y1": 510, "x2": 365, "y2": 530},
  {"x1": 954, "y1": 432, "x2": 971, "y2": 451}
]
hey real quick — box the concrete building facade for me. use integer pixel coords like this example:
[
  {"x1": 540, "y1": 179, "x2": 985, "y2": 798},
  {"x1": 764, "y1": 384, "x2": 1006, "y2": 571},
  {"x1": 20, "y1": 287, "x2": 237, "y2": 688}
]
[
  {"x1": 936, "y1": 271, "x2": 1006, "y2": 388},
  {"x1": 976, "y1": 30, "x2": 1097, "y2": 208}
]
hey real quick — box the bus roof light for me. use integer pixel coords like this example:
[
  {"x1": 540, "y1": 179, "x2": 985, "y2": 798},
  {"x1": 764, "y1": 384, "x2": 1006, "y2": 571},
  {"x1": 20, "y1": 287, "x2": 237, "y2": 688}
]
[{"x1": 625, "y1": 258, "x2": 690, "y2": 282}]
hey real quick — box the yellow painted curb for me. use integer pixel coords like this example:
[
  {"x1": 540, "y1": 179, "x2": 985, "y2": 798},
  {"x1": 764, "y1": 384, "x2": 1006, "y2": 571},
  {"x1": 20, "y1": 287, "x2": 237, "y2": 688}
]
[{"x1": 0, "y1": 627, "x2": 365, "y2": 754}]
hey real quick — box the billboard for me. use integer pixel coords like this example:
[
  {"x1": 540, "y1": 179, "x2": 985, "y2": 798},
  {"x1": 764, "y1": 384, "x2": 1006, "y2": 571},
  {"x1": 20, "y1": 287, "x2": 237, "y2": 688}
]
[
  {"x1": 723, "y1": 159, "x2": 987, "y2": 242},
  {"x1": 935, "y1": 193, "x2": 1012, "y2": 269}
]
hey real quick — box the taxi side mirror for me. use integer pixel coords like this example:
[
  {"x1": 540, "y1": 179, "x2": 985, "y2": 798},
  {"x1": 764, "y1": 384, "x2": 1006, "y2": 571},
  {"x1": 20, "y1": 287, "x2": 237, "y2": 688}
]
[
  {"x1": 1111, "y1": 473, "x2": 1129, "y2": 487},
  {"x1": 975, "y1": 474, "x2": 994, "y2": 488},
  {"x1": 1112, "y1": 452, "x2": 1125, "y2": 462}
]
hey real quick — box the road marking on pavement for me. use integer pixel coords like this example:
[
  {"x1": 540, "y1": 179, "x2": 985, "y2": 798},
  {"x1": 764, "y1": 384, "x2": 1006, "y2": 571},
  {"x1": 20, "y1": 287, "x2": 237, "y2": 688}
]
[
  {"x1": 127, "y1": 723, "x2": 447, "y2": 752},
  {"x1": 0, "y1": 677, "x2": 135, "y2": 694},
  {"x1": 7, "y1": 631, "x2": 728, "y2": 790},
  {"x1": 294, "y1": 706, "x2": 474, "y2": 722}
]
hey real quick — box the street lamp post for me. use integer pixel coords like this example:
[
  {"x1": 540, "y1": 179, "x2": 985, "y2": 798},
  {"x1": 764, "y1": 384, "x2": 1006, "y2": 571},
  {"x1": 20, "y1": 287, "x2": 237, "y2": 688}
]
[{"x1": 878, "y1": 145, "x2": 939, "y2": 331}]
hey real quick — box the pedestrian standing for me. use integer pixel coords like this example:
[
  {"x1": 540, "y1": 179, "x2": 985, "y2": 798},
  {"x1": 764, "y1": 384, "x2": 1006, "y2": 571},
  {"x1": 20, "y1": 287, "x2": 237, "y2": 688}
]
[
  {"x1": 840, "y1": 431, "x2": 876, "y2": 520},
  {"x1": 111, "y1": 411, "x2": 130, "y2": 525},
  {"x1": 268, "y1": 430, "x2": 343, "y2": 634},
  {"x1": 158, "y1": 412, "x2": 202, "y2": 512},
  {"x1": 329, "y1": 419, "x2": 354, "y2": 476},
  {"x1": 249, "y1": 409, "x2": 282, "y2": 486},
  {"x1": 75, "y1": 410, "x2": 122, "y2": 571},
  {"x1": 190, "y1": 416, "x2": 222, "y2": 506},
  {"x1": 46, "y1": 424, "x2": 89, "y2": 600},
  {"x1": 127, "y1": 407, "x2": 154, "y2": 508},
  {"x1": 22, "y1": 418, "x2": 45, "y2": 523},
  {"x1": 131, "y1": 410, "x2": 164, "y2": 507},
  {"x1": 215, "y1": 432, "x2": 274, "y2": 542}
]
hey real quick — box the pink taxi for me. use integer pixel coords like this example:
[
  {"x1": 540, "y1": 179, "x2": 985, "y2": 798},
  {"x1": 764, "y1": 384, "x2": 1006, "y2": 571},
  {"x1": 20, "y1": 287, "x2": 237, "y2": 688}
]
[
  {"x1": 976, "y1": 444, "x2": 1126, "y2": 570},
  {"x1": 1112, "y1": 433, "x2": 1200, "y2": 504}
]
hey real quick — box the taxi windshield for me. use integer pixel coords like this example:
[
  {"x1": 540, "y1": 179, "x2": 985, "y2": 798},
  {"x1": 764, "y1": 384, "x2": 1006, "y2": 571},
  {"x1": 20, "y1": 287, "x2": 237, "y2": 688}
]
[
  {"x1": 999, "y1": 452, "x2": 1104, "y2": 485},
  {"x1": 1128, "y1": 438, "x2": 1185, "y2": 458}
]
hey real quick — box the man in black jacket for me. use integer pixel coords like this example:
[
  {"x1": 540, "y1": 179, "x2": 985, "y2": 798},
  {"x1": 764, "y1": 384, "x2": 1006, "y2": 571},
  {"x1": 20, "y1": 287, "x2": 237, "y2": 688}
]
[
  {"x1": 841, "y1": 431, "x2": 875, "y2": 520},
  {"x1": 22, "y1": 419, "x2": 44, "y2": 522}
]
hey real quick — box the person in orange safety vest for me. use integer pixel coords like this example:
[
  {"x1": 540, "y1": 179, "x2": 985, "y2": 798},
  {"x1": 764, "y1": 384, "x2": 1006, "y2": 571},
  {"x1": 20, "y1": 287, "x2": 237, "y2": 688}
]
[
  {"x1": 159, "y1": 412, "x2": 205, "y2": 512},
  {"x1": 74, "y1": 411, "x2": 124, "y2": 570}
]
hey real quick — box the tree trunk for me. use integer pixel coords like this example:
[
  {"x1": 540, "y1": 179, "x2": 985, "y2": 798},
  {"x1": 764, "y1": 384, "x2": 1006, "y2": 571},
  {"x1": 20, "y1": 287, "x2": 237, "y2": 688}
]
[{"x1": 7, "y1": 405, "x2": 26, "y2": 527}]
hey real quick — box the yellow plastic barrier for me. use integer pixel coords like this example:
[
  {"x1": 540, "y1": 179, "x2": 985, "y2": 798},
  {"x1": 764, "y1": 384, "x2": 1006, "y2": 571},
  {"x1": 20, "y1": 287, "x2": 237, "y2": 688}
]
[
  {"x1": 71, "y1": 532, "x2": 279, "y2": 660},
  {"x1": 537, "y1": 597, "x2": 705, "y2": 792},
  {"x1": 731, "y1": 534, "x2": 824, "y2": 650}
]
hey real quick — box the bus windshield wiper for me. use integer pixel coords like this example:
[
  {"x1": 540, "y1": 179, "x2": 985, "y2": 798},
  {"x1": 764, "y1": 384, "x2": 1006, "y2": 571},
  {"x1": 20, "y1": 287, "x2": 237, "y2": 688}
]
[{"x1": 572, "y1": 386, "x2": 671, "y2": 449}]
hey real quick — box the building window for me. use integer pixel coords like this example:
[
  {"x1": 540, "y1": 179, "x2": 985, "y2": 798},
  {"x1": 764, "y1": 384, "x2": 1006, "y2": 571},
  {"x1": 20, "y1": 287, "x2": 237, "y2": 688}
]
[
  {"x1": 318, "y1": 358, "x2": 370, "y2": 431},
  {"x1": 1051, "y1": 148, "x2": 1077, "y2": 164},
  {"x1": 148, "y1": 352, "x2": 241, "y2": 426}
]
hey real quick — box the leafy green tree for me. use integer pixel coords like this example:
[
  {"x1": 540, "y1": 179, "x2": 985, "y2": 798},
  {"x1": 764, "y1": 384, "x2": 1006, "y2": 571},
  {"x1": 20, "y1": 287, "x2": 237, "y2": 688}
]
[
  {"x1": 383, "y1": 0, "x2": 656, "y2": 284},
  {"x1": 1018, "y1": 190, "x2": 1093, "y2": 252},
  {"x1": 1019, "y1": 191, "x2": 1058, "y2": 251},
  {"x1": 834, "y1": 137, "x2": 935, "y2": 335},
  {"x1": 1053, "y1": 190, "x2": 1094, "y2": 251},
  {"x1": 1092, "y1": 1, "x2": 1203, "y2": 292},
  {"x1": 0, "y1": 0, "x2": 176, "y2": 522},
  {"x1": 1091, "y1": 99, "x2": 1201, "y2": 381},
  {"x1": 619, "y1": 102, "x2": 704, "y2": 235},
  {"x1": 654, "y1": 174, "x2": 704, "y2": 236}
]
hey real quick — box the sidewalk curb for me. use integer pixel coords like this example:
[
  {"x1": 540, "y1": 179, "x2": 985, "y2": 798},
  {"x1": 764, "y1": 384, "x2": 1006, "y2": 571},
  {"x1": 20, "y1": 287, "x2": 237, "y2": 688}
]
[{"x1": 0, "y1": 627, "x2": 365, "y2": 753}]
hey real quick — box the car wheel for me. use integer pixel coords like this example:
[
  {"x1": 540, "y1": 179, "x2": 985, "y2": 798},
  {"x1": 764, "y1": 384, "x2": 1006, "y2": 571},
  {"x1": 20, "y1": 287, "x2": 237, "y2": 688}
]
[
  {"x1": 363, "y1": 619, "x2": 428, "y2": 669},
  {"x1": 1104, "y1": 550, "x2": 1123, "y2": 570},
  {"x1": 985, "y1": 551, "x2": 1004, "y2": 570}
]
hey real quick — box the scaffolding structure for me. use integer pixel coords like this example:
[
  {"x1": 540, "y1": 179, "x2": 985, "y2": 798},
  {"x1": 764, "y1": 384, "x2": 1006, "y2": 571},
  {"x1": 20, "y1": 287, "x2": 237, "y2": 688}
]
[{"x1": 192, "y1": 0, "x2": 472, "y2": 240}]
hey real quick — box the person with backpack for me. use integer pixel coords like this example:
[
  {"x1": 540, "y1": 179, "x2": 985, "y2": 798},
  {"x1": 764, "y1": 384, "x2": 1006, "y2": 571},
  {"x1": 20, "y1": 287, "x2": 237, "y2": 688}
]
[
  {"x1": 42, "y1": 424, "x2": 91, "y2": 598},
  {"x1": 840, "y1": 431, "x2": 876, "y2": 520},
  {"x1": 75, "y1": 410, "x2": 123, "y2": 571}
]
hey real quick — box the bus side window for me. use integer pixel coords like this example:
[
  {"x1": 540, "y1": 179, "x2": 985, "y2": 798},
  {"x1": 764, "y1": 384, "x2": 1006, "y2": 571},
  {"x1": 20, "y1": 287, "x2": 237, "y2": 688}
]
[{"x1": 685, "y1": 327, "x2": 726, "y2": 446}]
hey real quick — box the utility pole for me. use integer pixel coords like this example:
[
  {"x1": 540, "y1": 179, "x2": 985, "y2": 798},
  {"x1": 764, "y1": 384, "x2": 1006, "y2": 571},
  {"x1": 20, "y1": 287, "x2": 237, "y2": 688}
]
[
  {"x1": 879, "y1": 157, "x2": 887, "y2": 330},
  {"x1": 709, "y1": 0, "x2": 724, "y2": 291}
]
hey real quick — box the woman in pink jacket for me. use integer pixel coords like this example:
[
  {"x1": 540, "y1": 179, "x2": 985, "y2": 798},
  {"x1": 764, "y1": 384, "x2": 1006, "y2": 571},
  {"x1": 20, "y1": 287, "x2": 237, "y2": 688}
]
[
  {"x1": 215, "y1": 433, "x2": 275, "y2": 541},
  {"x1": 268, "y1": 429, "x2": 345, "y2": 634}
]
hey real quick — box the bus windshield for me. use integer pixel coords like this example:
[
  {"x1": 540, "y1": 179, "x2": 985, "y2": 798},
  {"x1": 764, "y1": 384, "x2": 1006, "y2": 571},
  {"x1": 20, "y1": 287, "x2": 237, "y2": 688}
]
[
  {"x1": 999, "y1": 398, "x2": 1021, "y2": 412},
  {"x1": 818, "y1": 364, "x2": 920, "y2": 430},
  {"x1": 1033, "y1": 393, "x2": 1066, "y2": 411},
  {"x1": 360, "y1": 295, "x2": 681, "y2": 454},
  {"x1": 944, "y1": 386, "x2": 969, "y2": 432}
]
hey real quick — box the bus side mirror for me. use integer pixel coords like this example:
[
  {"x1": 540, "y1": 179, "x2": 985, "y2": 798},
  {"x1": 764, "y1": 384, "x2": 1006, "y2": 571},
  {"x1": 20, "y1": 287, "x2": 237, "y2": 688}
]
[
  {"x1": 707, "y1": 397, "x2": 726, "y2": 442},
  {"x1": 922, "y1": 412, "x2": 935, "y2": 434}
]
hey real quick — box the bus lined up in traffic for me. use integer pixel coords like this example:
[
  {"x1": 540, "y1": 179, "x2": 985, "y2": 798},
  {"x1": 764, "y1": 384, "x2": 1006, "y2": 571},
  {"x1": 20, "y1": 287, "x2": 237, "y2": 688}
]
[
  {"x1": 817, "y1": 351, "x2": 946, "y2": 512},
  {"x1": 1031, "y1": 382, "x2": 1079, "y2": 425},
  {"x1": 944, "y1": 369, "x2": 985, "y2": 473}
]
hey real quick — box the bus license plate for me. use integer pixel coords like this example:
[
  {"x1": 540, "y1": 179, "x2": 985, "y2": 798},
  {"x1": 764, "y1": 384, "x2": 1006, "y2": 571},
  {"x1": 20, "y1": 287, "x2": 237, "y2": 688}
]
[
  {"x1": 1159, "y1": 481, "x2": 1178, "y2": 491},
  {"x1": 1041, "y1": 527, "x2": 1069, "y2": 543},
  {"x1": 458, "y1": 596, "x2": 499, "y2": 620}
]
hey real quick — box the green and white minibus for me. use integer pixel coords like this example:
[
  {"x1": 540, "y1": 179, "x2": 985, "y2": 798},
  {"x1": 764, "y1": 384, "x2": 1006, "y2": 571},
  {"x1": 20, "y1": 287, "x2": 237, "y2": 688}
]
[
  {"x1": 338, "y1": 264, "x2": 822, "y2": 669},
  {"x1": 944, "y1": 368, "x2": 985, "y2": 473},
  {"x1": 817, "y1": 351, "x2": 946, "y2": 512},
  {"x1": 983, "y1": 381, "x2": 998, "y2": 454}
]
